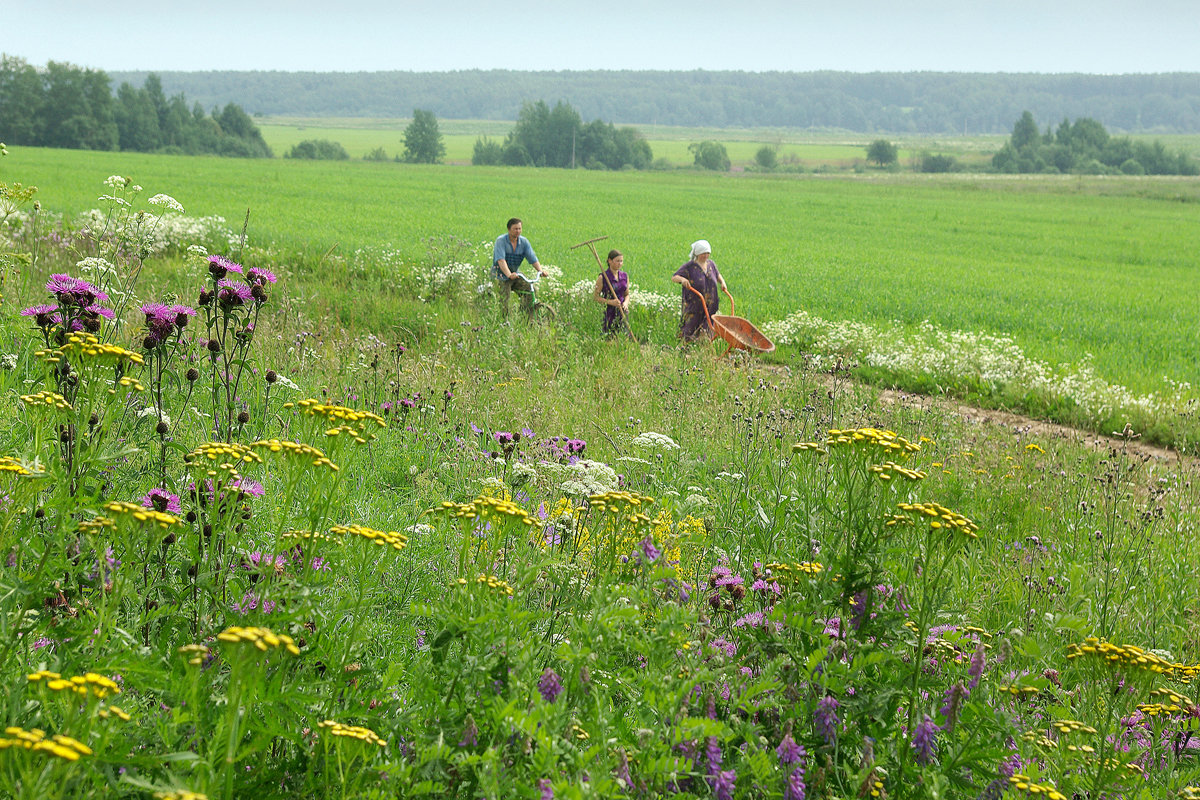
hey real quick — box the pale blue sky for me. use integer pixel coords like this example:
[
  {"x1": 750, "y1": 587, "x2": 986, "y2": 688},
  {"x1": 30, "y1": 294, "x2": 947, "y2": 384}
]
[{"x1": 4, "y1": 0, "x2": 1197, "y2": 73}]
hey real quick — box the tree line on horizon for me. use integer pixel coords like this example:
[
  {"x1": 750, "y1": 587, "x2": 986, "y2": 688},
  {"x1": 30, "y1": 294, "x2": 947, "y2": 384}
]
[
  {"x1": 471, "y1": 100, "x2": 652, "y2": 170},
  {"x1": 104, "y1": 67, "x2": 1200, "y2": 134},
  {"x1": 0, "y1": 56, "x2": 271, "y2": 157}
]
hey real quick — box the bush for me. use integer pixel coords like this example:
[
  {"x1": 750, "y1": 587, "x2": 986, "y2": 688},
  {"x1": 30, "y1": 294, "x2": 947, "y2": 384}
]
[
  {"x1": 363, "y1": 147, "x2": 389, "y2": 162},
  {"x1": 754, "y1": 145, "x2": 778, "y2": 170},
  {"x1": 1120, "y1": 158, "x2": 1146, "y2": 175},
  {"x1": 285, "y1": 139, "x2": 349, "y2": 160},
  {"x1": 472, "y1": 137, "x2": 503, "y2": 166},
  {"x1": 918, "y1": 153, "x2": 959, "y2": 173},
  {"x1": 689, "y1": 140, "x2": 730, "y2": 171}
]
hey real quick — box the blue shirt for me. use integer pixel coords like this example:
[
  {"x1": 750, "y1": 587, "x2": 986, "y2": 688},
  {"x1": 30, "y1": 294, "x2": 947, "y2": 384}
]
[{"x1": 492, "y1": 234, "x2": 538, "y2": 281}]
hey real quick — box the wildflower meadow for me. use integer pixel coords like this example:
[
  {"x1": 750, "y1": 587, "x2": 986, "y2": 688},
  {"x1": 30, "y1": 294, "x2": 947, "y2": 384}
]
[{"x1": 1, "y1": 147, "x2": 1200, "y2": 799}]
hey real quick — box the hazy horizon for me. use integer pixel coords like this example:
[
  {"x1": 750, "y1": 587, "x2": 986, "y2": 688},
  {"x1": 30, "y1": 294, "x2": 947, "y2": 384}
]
[{"x1": 5, "y1": 0, "x2": 1198, "y2": 75}]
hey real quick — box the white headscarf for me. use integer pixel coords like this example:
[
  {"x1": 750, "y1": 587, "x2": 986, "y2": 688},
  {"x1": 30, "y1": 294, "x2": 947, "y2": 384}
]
[{"x1": 690, "y1": 240, "x2": 712, "y2": 260}]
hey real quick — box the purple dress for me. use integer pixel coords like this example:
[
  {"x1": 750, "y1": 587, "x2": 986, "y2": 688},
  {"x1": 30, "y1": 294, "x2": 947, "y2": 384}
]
[
  {"x1": 674, "y1": 259, "x2": 721, "y2": 341},
  {"x1": 598, "y1": 269, "x2": 629, "y2": 333}
]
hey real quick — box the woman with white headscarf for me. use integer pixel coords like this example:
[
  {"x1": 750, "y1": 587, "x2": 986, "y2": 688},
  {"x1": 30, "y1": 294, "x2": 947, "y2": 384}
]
[{"x1": 671, "y1": 239, "x2": 728, "y2": 341}]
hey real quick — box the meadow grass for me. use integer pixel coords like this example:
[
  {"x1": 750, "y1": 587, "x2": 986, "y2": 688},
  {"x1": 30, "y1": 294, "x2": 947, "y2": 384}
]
[
  {"x1": 2, "y1": 164, "x2": 1200, "y2": 798},
  {"x1": 8, "y1": 145, "x2": 1200, "y2": 406}
]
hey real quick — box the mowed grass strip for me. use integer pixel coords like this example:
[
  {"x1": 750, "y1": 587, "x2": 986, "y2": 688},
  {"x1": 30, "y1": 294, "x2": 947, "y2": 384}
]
[{"x1": 7, "y1": 145, "x2": 1200, "y2": 392}]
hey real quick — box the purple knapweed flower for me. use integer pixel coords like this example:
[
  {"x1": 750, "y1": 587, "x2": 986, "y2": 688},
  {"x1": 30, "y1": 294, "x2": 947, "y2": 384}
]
[
  {"x1": 22, "y1": 304, "x2": 62, "y2": 328},
  {"x1": 245, "y1": 266, "x2": 277, "y2": 285},
  {"x1": 216, "y1": 280, "x2": 253, "y2": 309},
  {"x1": 231, "y1": 478, "x2": 266, "y2": 498},
  {"x1": 911, "y1": 713, "x2": 938, "y2": 765},
  {"x1": 46, "y1": 274, "x2": 107, "y2": 306},
  {"x1": 207, "y1": 254, "x2": 243, "y2": 277},
  {"x1": 815, "y1": 695, "x2": 840, "y2": 744},
  {"x1": 538, "y1": 668, "x2": 563, "y2": 703},
  {"x1": 140, "y1": 488, "x2": 182, "y2": 515}
]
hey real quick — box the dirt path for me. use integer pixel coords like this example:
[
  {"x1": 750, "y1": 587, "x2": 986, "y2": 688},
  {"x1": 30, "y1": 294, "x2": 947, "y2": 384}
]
[{"x1": 874, "y1": 387, "x2": 1184, "y2": 465}]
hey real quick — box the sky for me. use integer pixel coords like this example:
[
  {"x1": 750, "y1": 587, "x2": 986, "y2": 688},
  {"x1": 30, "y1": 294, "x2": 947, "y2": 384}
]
[{"x1": 4, "y1": 0, "x2": 1198, "y2": 74}]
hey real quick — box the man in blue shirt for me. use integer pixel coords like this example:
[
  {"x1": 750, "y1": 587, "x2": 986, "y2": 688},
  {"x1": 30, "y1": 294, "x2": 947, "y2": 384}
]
[{"x1": 493, "y1": 217, "x2": 547, "y2": 318}]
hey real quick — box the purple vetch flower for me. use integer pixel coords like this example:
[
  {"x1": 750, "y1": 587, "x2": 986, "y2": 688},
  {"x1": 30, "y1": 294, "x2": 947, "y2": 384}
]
[
  {"x1": 537, "y1": 778, "x2": 553, "y2": 800},
  {"x1": 638, "y1": 536, "x2": 661, "y2": 563},
  {"x1": 470, "y1": 422, "x2": 483, "y2": 435},
  {"x1": 939, "y1": 682, "x2": 968, "y2": 731},
  {"x1": 538, "y1": 668, "x2": 563, "y2": 703},
  {"x1": 712, "y1": 769, "x2": 736, "y2": 800},
  {"x1": 815, "y1": 695, "x2": 840, "y2": 744},
  {"x1": 140, "y1": 488, "x2": 182, "y2": 515},
  {"x1": 968, "y1": 644, "x2": 986, "y2": 690},
  {"x1": 705, "y1": 736, "x2": 722, "y2": 776},
  {"x1": 776, "y1": 733, "x2": 804, "y2": 765},
  {"x1": 786, "y1": 765, "x2": 807, "y2": 800},
  {"x1": 416, "y1": 629, "x2": 426, "y2": 649},
  {"x1": 615, "y1": 750, "x2": 632, "y2": 789},
  {"x1": 458, "y1": 715, "x2": 478, "y2": 747},
  {"x1": 911, "y1": 714, "x2": 938, "y2": 765}
]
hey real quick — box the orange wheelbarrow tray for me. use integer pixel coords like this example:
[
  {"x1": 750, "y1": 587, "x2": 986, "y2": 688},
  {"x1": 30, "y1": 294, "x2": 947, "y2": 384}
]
[
  {"x1": 711, "y1": 314, "x2": 775, "y2": 354},
  {"x1": 686, "y1": 284, "x2": 775, "y2": 354}
]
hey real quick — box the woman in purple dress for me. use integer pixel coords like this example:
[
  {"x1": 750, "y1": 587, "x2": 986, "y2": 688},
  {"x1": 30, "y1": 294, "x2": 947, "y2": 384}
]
[
  {"x1": 593, "y1": 249, "x2": 630, "y2": 336},
  {"x1": 671, "y1": 240, "x2": 728, "y2": 341}
]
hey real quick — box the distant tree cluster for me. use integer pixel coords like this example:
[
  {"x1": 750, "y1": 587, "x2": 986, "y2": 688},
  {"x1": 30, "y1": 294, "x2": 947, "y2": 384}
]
[
  {"x1": 0, "y1": 56, "x2": 271, "y2": 157},
  {"x1": 284, "y1": 139, "x2": 349, "y2": 160},
  {"x1": 471, "y1": 100, "x2": 652, "y2": 169},
  {"x1": 993, "y1": 111, "x2": 1198, "y2": 175},
  {"x1": 110, "y1": 69, "x2": 1200, "y2": 134},
  {"x1": 689, "y1": 141, "x2": 730, "y2": 171}
]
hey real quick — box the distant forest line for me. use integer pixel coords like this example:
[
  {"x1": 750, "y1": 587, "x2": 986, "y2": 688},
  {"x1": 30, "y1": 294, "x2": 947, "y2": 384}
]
[{"x1": 107, "y1": 70, "x2": 1200, "y2": 134}]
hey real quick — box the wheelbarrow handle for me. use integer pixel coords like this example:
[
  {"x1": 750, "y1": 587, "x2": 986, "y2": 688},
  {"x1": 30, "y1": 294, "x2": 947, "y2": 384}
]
[
  {"x1": 721, "y1": 285, "x2": 735, "y2": 317},
  {"x1": 686, "y1": 284, "x2": 715, "y2": 334}
]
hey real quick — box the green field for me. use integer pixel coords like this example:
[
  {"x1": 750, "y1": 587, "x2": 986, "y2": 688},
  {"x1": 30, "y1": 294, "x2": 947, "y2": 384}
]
[
  {"x1": 255, "y1": 116, "x2": 1005, "y2": 168},
  {"x1": 6, "y1": 145, "x2": 1200, "y2": 398}
]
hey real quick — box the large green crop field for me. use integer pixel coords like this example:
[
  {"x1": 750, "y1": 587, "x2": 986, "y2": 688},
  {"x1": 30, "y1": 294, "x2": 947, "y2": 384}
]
[
  {"x1": 254, "y1": 116, "x2": 1001, "y2": 167},
  {"x1": 6, "y1": 145, "x2": 1200, "y2": 396}
]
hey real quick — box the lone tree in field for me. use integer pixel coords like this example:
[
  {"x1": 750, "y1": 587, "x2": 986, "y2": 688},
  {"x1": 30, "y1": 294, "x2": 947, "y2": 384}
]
[
  {"x1": 867, "y1": 139, "x2": 898, "y2": 166},
  {"x1": 690, "y1": 140, "x2": 730, "y2": 171},
  {"x1": 403, "y1": 108, "x2": 445, "y2": 164}
]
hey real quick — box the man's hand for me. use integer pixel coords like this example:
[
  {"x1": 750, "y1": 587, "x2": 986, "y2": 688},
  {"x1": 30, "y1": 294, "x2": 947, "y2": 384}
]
[{"x1": 679, "y1": 278, "x2": 691, "y2": 290}]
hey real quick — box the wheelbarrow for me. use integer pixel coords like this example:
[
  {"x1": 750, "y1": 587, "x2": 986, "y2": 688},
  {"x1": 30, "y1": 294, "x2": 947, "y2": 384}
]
[{"x1": 686, "y1": 284, "x2": 775, "y2": 356}]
